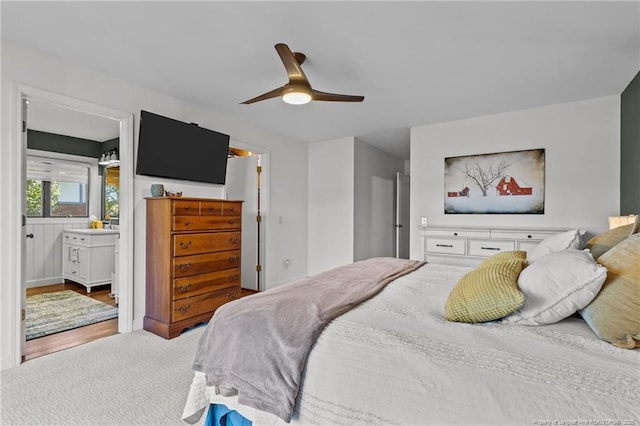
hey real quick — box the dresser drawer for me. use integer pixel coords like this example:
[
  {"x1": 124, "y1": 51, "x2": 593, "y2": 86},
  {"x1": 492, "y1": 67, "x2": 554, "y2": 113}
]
[
  {"x1": 468, "y1": 239, "x2": 515, "y2": 257},
  {"x1": 173, "y1": 232, "x2": 241, "y2": 256},
  {"x1": 426, "y1": 237, "x2": 466, "y2": 255},
  {"x1": 490, "y1": 230, "x2": 551, "y2": 241},
  {"x1": 173, "y1": 250, "x2": 240, "y2": 278},
  {"x1": 173, "y1": 269, "x2": 240, "y2": 300},
  {"x1": 172, "y1": 286, "x2": 240, "y2": 322},
  {"x1": 173, "y1": 200, "x2": 200, "y2": 216},
  {"x1": 422, "y1": 228, "x2": 490, "y2": 238},
  {"x1": 221, "y1": 201, "x2": 242, "y2": 216},
  {"x1": 173, "y1": 215, "x2": 241, "y2": 232},
  {"x1": 200, "y1": 201, "x2": 223, "y2": 215},
  {"x1": 517, "y1": 240, "x2": 541, "y2": 253}
]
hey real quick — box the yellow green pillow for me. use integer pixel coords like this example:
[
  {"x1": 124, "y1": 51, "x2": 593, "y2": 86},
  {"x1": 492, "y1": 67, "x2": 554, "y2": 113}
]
[
  {"x1": 445, "y1": 259, "x2": 525, "y2": 323},
  {"x1": 580, "y1": 233, "x2": 640, "y2": 349},
  {"x1": 586, "y1": 223, "x2": 636, "y2": 260},
  {"x1": 478, "y1": 251, "x2": 527, "y2": 268}
]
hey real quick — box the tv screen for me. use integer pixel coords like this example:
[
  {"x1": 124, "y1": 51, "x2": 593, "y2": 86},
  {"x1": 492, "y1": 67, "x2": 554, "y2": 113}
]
[{"x1": 136, "y1": 110, "x2": 230, "y2": 185}]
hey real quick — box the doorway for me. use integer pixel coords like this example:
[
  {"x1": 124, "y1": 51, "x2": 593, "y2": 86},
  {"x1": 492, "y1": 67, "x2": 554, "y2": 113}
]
[
  {"x1": 23, "y1": 99, "x2": 121, "y2": 360},
  {"x1": 6, "y1": 84, "x2": 134, "y2": 368},
  {"x1": 225, "y1": 148, "x2": 268, "y2": 292}
]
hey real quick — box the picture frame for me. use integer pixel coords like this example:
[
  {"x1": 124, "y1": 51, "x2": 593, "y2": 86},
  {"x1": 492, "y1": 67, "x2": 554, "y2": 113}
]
[{"x1": 444, "y1": 148, "x2": 545, "y2": 214}]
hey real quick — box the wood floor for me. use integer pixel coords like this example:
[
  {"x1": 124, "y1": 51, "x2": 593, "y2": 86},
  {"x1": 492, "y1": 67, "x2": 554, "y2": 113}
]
[
  {"x1": 24, "y1": 284, "x2": 259, "y2": 362},
  {"x1": 24, "y1": 282, "x2": 118, "y2": 361}
]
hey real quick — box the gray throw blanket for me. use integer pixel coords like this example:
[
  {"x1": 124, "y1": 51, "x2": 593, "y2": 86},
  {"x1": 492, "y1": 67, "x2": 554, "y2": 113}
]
[{"x1": 192, "y1": 257, "x2": 425, "y2": 422}]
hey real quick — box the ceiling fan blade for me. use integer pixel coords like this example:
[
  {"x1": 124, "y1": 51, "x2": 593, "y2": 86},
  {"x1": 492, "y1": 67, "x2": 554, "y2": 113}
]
[
  {"x1": 240, "y1": 86, "x2": 284, "y2": 104},
  {"x1": 275, "y1": 43, "x2": 308, "y2": 84},
  {"x1": 312, "y1": 89, "x2": 365, "y2": 103}
]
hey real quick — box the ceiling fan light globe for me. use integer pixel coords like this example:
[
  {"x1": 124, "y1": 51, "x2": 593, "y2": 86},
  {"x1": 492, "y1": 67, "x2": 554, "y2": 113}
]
[
  {"x1": 282, "y1": 91, "x2": 312, "y2": 105},
  {"x1": 282, "y1": 84, "x2": 312, "y2": 105}
]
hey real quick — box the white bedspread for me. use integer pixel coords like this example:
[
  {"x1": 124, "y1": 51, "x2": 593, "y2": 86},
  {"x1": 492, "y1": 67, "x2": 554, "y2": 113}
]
[{"x1": 183, "y1": 263, "x2": 640, "y2": 425}]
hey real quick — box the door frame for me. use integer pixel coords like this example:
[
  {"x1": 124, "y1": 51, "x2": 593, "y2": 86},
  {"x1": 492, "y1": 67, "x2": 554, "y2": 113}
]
[{"x1": 4, "y1": 83, "x2": 134, "y2": 368}]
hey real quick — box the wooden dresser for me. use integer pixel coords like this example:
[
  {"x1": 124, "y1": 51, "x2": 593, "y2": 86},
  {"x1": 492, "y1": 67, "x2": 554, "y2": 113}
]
[{"x1": 144, "y1": 196, "x2": 242, "y2": 339}]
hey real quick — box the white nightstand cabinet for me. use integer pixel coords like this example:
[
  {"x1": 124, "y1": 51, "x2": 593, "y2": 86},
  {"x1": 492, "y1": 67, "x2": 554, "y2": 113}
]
[{"x1": 420, "y1": 225, "x2": 570, "y2": 266}]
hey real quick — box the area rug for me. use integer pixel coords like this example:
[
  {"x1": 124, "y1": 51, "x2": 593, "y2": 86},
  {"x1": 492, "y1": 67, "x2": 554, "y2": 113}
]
[{"x1": 26, "y1": 290, "x2": 118, "y2": 340}]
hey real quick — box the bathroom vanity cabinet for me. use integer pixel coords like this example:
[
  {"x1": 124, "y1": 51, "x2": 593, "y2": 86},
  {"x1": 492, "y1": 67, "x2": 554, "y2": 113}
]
[{"x1": 61, "y1": 229, "x2": 118, "y2": 293}]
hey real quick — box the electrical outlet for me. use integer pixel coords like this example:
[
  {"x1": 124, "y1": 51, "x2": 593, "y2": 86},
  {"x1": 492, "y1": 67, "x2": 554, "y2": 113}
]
[{"x1": 421, "y1": 216, "x2": 428, "y2": 226}]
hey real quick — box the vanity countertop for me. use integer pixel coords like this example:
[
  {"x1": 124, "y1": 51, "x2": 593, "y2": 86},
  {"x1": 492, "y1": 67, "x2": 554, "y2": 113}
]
[{"x1": 64, "y1": 228, "x2": 120, "y2": 235}]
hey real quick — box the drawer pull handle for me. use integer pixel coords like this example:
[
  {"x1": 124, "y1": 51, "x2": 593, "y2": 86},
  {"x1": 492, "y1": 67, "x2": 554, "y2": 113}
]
[
  {"x1": 184, "y1": 220, "x2": 190, "y2": 226},
  {"x1": 453, "y1": 232, "x2": 458, "y2": 236},
  {"x1": 178, "y1": 284, "x2": 191, "y2": 293},
  {"x1": 178, "y1": 304, "x2": 191, "y2": 313},
  {"x1": 228, "y1": 256, "x2": 238, "y2": 263},
  {"x1": 184, "y1": 205, "x2": 190, "y2": 211},
  {"x1": 436, "y1": 244, "x2": 453, "y2": 248},
  {"x1": 481, "y1": 247, "x2": 501, "y2": 251},
  {"x1": 229, "y1": 207, "x2": 235, "y2": 212},
  {"x1": 179, "y1": 241, "x2": 192, "y2": 249},
  {"x1": 208, "y1": 206, "x2": 214, "y2": 211},
  {"x1": 229, "y1": 274, "x2": 239, "y2": 281},
  {"x1": 178, "y1": 262, "x2": 191, "y2": 271},
  {"x1": 228, "y1": 237, "x2": 239, "y2": 244},
  {"x1": 228, "y1": 220, "x2": 234, "y2": 225}
]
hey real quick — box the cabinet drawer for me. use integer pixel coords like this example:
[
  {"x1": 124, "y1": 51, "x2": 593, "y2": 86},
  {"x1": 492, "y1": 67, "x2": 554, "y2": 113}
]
[
  {"x1": 173, "y1": 200, "x2": 200, "y2": 216},
  {"x1": 173, "y1": 232, "x2": 241, "y2": 256},
  {"x1": 173, "y1": 269, "x2": 240, "y2": 300},
  {"x1": 200, "y1": 201, "x2": 222, "y2": 215},
  {"x1": 517, "y1": 240, "x2": 540, "y2": 253},
  {"x1": 426, "y1": 237, "x2": 465, "y2": 255},
  {"x1": 172, "y1": 286, "x2": 240, "y2": 322},
  {"x1": 63, "y1": 233, "x2": 115, "y2": 247},
  {"x1": 221, "y1": 202, "x2": 242, "y2": 216},
  {"x1": 422, "y1": 229, "x2": 490, "y2": 238},
  {"x1": 173, "y1": 250, "x2": 241, "y2": 278},
  {"x1": 490, "y1": 230, "x2": 550, "y2": 241},
  {"x1": 173, "y1": 215, "x2": 241, "y2": 232},
  {"x1": 468, "y1": 239, "x2": 515, "y2": 257}
]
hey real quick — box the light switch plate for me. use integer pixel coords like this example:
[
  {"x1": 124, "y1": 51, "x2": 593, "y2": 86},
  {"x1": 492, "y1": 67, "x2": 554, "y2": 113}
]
[{"x1": 421, "y1": 216, "x2": 428, "y2": 226}]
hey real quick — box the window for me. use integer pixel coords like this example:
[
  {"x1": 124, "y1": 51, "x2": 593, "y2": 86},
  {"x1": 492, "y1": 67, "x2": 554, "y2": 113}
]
[{"x1": 26, "y1": 156, "x2": 90, "y2": 217}]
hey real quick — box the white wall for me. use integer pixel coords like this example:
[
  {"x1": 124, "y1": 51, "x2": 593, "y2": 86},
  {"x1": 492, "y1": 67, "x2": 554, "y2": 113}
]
[
  {"x1": 1, "y1": 42, "x2": 309, "y2": 368},
  {"x1": 353, "y1": 139, "x2": 404, "y2": 261},
  {"x1": 308, "y1": 137, "x2": 355, "y2": 275},
  {"x1": 409, "y1": 96, "x2": 621, "y2": 259}
]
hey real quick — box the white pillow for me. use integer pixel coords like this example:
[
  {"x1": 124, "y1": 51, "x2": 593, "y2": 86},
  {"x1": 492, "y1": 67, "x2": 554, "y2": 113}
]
[
  {"x1": 527, "y1": 229, "x2": 583, "y2": 262},
  {"x1": 502, "y1": 249, "x2": 607, "y2": 326}
]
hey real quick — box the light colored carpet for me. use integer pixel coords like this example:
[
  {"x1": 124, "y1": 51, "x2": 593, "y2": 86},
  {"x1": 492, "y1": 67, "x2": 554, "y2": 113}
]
[
  {"x1": 26, "y1": 290, "x2": 118, "y2": 340},
  {"x1": 0, "y1": 326, "x2": 208, "y2": 425}
]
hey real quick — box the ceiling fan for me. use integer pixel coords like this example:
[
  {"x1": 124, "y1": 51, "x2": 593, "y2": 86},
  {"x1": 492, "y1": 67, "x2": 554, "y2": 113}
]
[{"x1": 241, "y1": 43, "x2": 365, "y2": 105}]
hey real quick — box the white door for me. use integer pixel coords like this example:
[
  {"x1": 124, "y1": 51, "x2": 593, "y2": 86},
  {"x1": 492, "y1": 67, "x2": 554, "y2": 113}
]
[
  {"x1": 225, "y1": 155, "x2": 260, "y2": 291},
  {"x1": 395, "y1": 173, "x2": 410, "y2": 259},
  {"x1": 371, "y1": 176, "x2": 395, "y2": 258},
  {"x1": 20, "y1": 98, "x2": 28, "y2": 356}
]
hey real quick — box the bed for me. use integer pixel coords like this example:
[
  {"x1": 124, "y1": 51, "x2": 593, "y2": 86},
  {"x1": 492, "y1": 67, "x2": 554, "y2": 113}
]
[{"x1": 182, "y1": 226, "x2": 640, "y2": 426}]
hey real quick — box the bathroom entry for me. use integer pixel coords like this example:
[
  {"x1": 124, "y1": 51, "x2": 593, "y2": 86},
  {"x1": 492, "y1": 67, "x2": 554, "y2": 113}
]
[{"x1": 22, "y1": 98, "x2": 122, "y2": 360}]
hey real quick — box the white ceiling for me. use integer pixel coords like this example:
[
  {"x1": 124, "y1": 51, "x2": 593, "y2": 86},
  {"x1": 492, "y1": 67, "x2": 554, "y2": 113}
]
[{"x1": 2, "y1": 1, "x2": 639, "y2": 160}]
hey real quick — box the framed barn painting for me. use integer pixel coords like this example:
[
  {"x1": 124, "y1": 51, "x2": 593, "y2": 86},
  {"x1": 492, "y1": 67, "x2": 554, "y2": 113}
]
[{"x1": 444, "y1": 149, "x2": 545, "y2": 214}]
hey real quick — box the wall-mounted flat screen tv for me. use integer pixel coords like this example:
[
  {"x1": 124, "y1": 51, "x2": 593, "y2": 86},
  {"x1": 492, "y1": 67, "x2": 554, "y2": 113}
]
[{"x1": 136, "y1": 110, "x2": 230, "y2": 185}]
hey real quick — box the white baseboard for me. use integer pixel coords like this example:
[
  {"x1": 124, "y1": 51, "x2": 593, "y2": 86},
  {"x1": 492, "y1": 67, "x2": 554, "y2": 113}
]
[{"x1": 26, "y1": 278, "x2": 64, "y2": 288}]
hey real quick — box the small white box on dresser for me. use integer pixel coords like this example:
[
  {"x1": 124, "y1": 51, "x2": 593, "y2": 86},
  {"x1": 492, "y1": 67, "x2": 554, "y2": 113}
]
[{"x1": 419, "y1": 225, "x2": 571, "y2": 266}]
